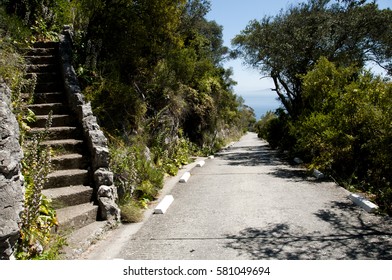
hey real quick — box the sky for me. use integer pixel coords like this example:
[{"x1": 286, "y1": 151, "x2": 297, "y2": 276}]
[{"x1": 206, "y1": 0, "x2": 392, "y2": 118}]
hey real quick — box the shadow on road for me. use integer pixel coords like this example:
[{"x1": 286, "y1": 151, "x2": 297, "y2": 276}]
[
  {"x1": 267, "y1": 167, "x2": 310, "y2": 181},
  {"x1": 223, "y1": 201, "x2": 392, "y2": 259},
  {"x1": 218, "y1": 145, "x2": 285, "y2": 167},
  {"x1": 218, "y1": 144, "x2": 322, "y2": 183}
]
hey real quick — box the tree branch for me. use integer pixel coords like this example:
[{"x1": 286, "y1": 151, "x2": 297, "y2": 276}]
[{"x1": 271, "y1": 72, "x2": 293, "y2": 117}]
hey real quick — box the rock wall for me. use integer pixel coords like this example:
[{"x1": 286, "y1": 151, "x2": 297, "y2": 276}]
[
  {"x1": 58, "y1": 26, "x2": 120, "y2": 222},
  {"x1": 0, "y1": 82, "x2": 25, "y2": 259}
]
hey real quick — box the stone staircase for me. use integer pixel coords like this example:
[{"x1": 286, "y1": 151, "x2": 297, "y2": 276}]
[{"x1": 24, "y1": 41, "x2": 107, "y2": 256}]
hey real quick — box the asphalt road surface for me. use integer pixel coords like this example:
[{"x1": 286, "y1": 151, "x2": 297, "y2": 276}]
[{"x1": 84, "y1": 132, "x2": 392, "y2": 260}]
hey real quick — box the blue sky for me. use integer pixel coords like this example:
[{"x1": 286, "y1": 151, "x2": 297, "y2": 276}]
[
  {"x1": 206, "y1": 0, "x2": 392, "y2": 118},
  {"x1": 206, "y1": 0, "x2": 298, "y2": 94}
]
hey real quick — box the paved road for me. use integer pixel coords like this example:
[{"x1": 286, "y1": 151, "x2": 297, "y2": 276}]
[{"x1": 84, "y1": 133, "x2": 392, "y2": 260}]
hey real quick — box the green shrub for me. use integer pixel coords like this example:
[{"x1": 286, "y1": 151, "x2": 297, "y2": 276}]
[
  {"x1": 0, "y1": 6, "x2": 32, "y2": 47},
  {"x1": 135, "y1": 181, "x2": 157, "y2": 201},
  {"x1": 110, "y1": 137, "x2": 168, "y2": 222},
  {"x1": 294, "y1": 58, "x2": 392, "y2": 214},
  {"x1": 261, "y1": 109, "x2": 295, "y2": 151},
  {"x1": 151, "y1": 132, "x2": 196, "y2": 176},
  {"x1": 110, "y1": 139, "x2": 163, "y2": 203},
  {"x1": 0, "y1": 7, "x2": 36, "y2": 140},
  {"x1": 119, "y1": 199, "x2": 144, "y2": 223},
  {"x1": 3, "y1": 0, "x2": 73, "y2": 34},
  {"x1": 254, "y1": 111, "x2": 277, "y2": 139},
  {"x1": 16, "y1": 117, "x2": 66, "y2": 260}
]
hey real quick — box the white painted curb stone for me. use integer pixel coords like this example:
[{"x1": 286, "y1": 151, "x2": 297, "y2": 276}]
[
  {"x1": 313, "y1": 169, "x2": 325, "y2": 179},
  {"x1": 349, "y1": 193, "x2": 379, "y2": 213},
  {"x1": 154, "y1": 195, "x2": 174, "y2": 214},
  {"x1": 179, "y1": 171, "x2": 191, "y2": 183},
  {"x1": 196, "y1": 160, "x2": 205, "y2": 167}
]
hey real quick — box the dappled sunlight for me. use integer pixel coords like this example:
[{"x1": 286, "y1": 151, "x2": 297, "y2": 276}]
[
  {"x1": 224, "y1": 201, "x2": 392, "y2": 260},
  {"x1": 218, "y1": 148, "x2": 283, "y2": 167}
]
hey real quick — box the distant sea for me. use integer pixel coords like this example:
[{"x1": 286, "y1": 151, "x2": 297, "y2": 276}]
[{"x1": 240, "y1": 89, "x2": 281, "y2": 120}]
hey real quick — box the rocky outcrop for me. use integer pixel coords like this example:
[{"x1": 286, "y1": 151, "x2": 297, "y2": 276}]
[
  {"x1": 0, "y1": 82, "x2": 25, "y2": 259},
  {"x1": 58, "y1": 26, "x2": 120, "y2": 222}
]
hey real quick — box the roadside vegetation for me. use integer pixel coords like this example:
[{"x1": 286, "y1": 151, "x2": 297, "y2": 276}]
[
  {"x1": 1, "y1": 0, "x2": 255, "y2": 258},
  {"x1": 241, "y1": 0, "x2": 392, "y2": 214},
  {"x1": 68, "y1": 0, "x2": 256, "y2": 221}
]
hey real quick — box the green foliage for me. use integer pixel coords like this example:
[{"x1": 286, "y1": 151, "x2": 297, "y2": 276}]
[
  {"x1": 109, "y1": 139, "x2": 163, "y2": 204},
  {"x1": 72, "y1": 0, "x2": 249, "y2": 152},
  {"x1": 1, "y1": 6, "x2": 39, "y2": 147},
  {"x1": 151, "y1": 130, "x2": 197, "y2": 176},
  {"x1": 1, "y1": 8, "x2": 37, "y2": 141},
  {"x1": 294, "y1": 58, "x2": 392, "y2": 213},
  {"x1": 0, "y1": 39, "x2": 36, "y2": 141},
  {"x1": 0, "y1": 6, "x2": 32, "y2": 46},
  {"x1": 82, "y1": 78, "x2": 147, "y2": 134},
  {"x1": 264, "y1": 109, "x2": 295, "y2": 151},
  {"x1": 233, "y1": 0, "x2": 392, "y2": 119},
  {"x1": 30, "y1": 18, "x2": 59, "y2": 41},
  {"x1": 109, "y1": 129, "x2": 199, "y2": 222},
  {"x1": 254, "y1": 111, "x2": 277, "y2": 139},
  {"x1": 3, "y1": 0, "x2": 73, "y2": 35},
  {"x1": 237, "y1": 97, "x2": 256, "y2": 133},
  {"x1": 234, "y1": 0, "x2": 392, "y2": 213},
  {"x1": 0, "y1": 7, "x2": 31, "y2": 87},
  {"x1": 119, "y1": 199, "x2": 144, "y2": 223},
  {"x1": 16, "y1": 117, "x2": 66, "y2": 260}
]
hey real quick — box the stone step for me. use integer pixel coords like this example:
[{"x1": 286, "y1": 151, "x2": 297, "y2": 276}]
[
  {"x1": 34, "y1": 81, "x2": 63, "y2": 93},
  {"x1": 51, "y1": 153, "x2": 87, "y2": 170},
  {"x1": 61, "y1": 221, "x2": 112, "y2": 259},
  {"x1": 41, "y1": 139, "x2": 85, "y2": 155},
  {"x1": 27, "y1": 44, "x2": 58, "y2": 58},
  {"x1": 25, "y1": 55, "x2": 57, "y2": 65},
  {"x1": 21, "y1": 92, "x2": 64, "y2": 103},
  {"x1": 22, "y1": 40, "x2": 109, "y2": 249},
  {"x1": 34, "y1": 92, "x2": 65, "y2": 103},
  {"x1": 25, "y1": 47, "x2": 57, "y2": 56},
  {"x1": 28, "y1": 102, "x2": 66, "y2": 115},
  {"x1": 45, "y1": 169, "x2": 89, "y2": 189},
  {"x1": 29, "y1": 126, "x2": 80, "y2": 140},
  {"x1": 27, "y1": 64, "x2": 58, "y2": 73},
  {"x1": 43, "y1": 185, "x2": 94, "y2": 209},
  {"x1": 33, "y1": 41, "x2": 59, "y2": 49},
  {"x1": 34, "y1": 114, "x2": 72, "y2": 128},
  {"x1": 26, "y1": 72, "x2": 60, "y2": 83},
  {"x1": 56, "y1": 203, "x2": 98, "y2": 232}
]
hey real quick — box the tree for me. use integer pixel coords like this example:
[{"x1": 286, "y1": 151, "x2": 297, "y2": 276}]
[
  {"x1": 295, "y1": 57, "x2": 392, "y2": 213},
  {"x1": 233, "y1": 0, "x2": 392, "y2": 119},
  {"x1": 74, "y1": 0, "x2": 245, "y2": 150},
  {"x1": 254, "y1": 111, "x2": 277, "y2": 139}
]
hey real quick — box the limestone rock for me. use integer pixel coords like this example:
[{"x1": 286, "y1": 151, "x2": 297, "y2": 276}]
[
  {"x1": 92, "y1": 146, "x2": 110, "y2": 170},
  {"x1": 97, "y1": 185, "x2": 120, "y2": 222},
  {"x1": 59, "y1": 27, "x2": 119, "y2": 222},
  {"x1": 0, "y1": 83, "x2": 25, "y2": 259},
  {"x1": 94, "y1": 168, "x2": 114, "y2": 186},
  {"x1": 97, "y1": 185, "x2": 114, "y2": 199}
]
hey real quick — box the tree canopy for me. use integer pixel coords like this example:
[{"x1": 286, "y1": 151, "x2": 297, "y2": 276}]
[
  {"x1": 233, "y1": 0, "x2": 392, "y2": 119},
  {"x1": 67, "y1": 0, "x2": 251, "y2": 148},
  {"x1": 247, "y1": 0, "x2": 392, "y2": 214}
]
